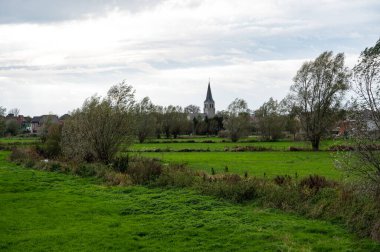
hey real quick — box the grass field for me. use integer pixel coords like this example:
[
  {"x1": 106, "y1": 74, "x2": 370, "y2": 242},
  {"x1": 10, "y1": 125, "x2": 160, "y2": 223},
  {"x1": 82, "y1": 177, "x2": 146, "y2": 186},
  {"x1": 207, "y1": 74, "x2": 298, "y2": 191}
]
[
  {"x1": 0, "y1": 137, "x2": 39, "y2": 144},
  {"x1": 140, "y1": 151, "x2": 343, "y2": 179},
  {"x1": 129, "y1": 139, "x2": 348, "y2": 152},
  {"x1": 0, "y1": 151, "x2": 379, "y2": 251}
]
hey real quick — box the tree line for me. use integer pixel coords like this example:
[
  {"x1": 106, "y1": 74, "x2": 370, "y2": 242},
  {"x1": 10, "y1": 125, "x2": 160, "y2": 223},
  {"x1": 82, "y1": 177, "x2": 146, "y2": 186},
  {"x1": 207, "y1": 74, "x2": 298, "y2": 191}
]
[{"x1": 1, "y1": 39, "x2": 379, "y2": 156}]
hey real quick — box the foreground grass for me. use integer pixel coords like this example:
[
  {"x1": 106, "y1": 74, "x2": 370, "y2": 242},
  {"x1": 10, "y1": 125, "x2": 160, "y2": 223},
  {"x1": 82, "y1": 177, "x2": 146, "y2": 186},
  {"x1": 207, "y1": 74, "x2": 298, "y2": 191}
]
[
  {"x1": 0, "y1": 152, "x2": 378, "y2": 251},
  {"x1": 140, "y1": 151, "x2": 343, "y2": 179}
]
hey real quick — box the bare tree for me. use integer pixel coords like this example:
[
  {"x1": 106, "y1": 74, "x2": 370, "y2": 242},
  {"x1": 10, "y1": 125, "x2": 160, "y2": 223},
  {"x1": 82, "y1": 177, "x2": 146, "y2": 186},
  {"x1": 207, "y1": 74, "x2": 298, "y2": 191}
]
[
  {"x1": 184, "y1": 105, "x2": 200, "y2": 114},
  {"x1": 255, "y1": 97, "x2": 285, "y2": 141},
  {"x1": 336, "y1": 39, "x2": 380, "y2": 195},
  {"x1": 0, "y1": 106, "x2": 5, "y2": 136},
  {"x1": 224, "y1": 98, "x2": 251, "y2": 142},
  {"x1": 134, "y1": 97, "x2": 156, "y2": 143},
  {"x1": 289, "y1": 51, "x2": 350, "y2": 150},
  {"x1": 8, "y1": 108, "x2": 20, "y2": 116}
]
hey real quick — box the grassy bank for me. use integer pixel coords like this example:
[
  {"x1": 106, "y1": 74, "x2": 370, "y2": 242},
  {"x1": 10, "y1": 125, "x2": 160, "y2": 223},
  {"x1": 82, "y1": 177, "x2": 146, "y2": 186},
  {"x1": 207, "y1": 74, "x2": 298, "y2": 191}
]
[{"x1": 0, "y1": 151, "x2": 379, "y2": 251}]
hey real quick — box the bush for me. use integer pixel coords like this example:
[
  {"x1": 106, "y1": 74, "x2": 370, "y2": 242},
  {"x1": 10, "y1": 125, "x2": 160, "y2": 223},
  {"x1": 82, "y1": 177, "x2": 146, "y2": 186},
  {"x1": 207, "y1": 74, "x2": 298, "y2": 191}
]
[
  {"x1": 156, "y1": 164, "x2": 195, "y2": 188},
  {"x1": 10, "y1": 147, "x2": 40, "y2": 162},
  {"x1": 112, "y1": 155, "x2": 129, "y2": 173},
  {"x1": 197, "y1": 174, "x2": 257, "y2": 203},
  {"x1": 127, "y1": 157, "x2": 162, "y2": 184},
  {"x1": 329, "y1": 145, "x2": 355, "y2": 151},
  {"x1": 273, "y1": 175, "x2": 292, "y2": 186},
  {"x1": 299, "y1": 175, "x2": 336, "y2": 192}
]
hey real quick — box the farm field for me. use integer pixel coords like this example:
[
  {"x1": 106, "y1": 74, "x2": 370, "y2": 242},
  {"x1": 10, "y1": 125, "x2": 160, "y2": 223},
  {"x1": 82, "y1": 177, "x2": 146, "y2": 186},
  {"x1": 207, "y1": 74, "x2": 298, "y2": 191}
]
[
  {"x1": 0, "y1": 151, "x2": 379, "y2": 251},
  {"x1": 139, "y1": 151, "x2": 342, "y2": 179}
]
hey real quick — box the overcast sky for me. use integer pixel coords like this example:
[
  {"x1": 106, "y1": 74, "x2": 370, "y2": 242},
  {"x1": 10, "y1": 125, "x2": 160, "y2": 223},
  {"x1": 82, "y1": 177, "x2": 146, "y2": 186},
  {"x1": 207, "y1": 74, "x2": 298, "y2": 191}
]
[{"x1": 0, "y1": 0, "x2": 379, "y2": 116}]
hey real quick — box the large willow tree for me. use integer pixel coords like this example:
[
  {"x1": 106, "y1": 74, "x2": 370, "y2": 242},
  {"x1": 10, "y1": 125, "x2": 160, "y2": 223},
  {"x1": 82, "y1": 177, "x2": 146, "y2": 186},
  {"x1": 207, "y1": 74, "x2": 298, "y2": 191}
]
[{"x1": 289, "y1": 51, "x2": 350, "y2": 151}]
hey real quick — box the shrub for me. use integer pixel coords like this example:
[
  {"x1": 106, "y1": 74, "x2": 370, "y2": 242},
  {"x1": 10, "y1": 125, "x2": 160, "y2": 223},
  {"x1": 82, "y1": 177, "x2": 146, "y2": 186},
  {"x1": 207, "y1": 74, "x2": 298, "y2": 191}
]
[
  {"x1": 113, "y1": 155, "x2": 129, "y2": 173},
  {"x1": 74, "y1": 164, "x2": 98, "y2": 177},
  {"x1": 299, "y1": 175, "x2": 336, "y2": 192},
  {"x1": 197, "y1": 177, "x2": 257, "y2": 203},
  {"x1": 104, "y1": 171, "x2": 132, "y2": 186},
  {"x1": 156, "y1": 164, "x2": 195, "y2": 188},
  {"x1": 127, "y1": 157, "x2": 162, "y2": 184},
  {"x1": 10, "y1": 147, "x2": 40, "y2": 162},
  {"x1": 329, "y1": 145, "x2": 355, "y2": 151},
  {"x1": 273, "y1": 175, "x2": 292, "y2": 186}
]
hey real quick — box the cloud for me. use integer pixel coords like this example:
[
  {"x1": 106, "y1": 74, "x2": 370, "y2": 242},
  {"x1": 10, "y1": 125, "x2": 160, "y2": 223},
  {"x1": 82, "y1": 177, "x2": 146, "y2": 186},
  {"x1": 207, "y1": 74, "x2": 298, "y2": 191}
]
[{"x1": 0, "y1": 0, "x2": 379, "y2": 115}]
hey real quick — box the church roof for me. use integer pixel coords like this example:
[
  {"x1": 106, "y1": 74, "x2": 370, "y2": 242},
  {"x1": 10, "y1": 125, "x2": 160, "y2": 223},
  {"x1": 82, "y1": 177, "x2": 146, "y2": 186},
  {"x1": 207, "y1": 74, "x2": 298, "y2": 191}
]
[{"x1": 204, "y1": 82, "x2": 214, "y2": 103}]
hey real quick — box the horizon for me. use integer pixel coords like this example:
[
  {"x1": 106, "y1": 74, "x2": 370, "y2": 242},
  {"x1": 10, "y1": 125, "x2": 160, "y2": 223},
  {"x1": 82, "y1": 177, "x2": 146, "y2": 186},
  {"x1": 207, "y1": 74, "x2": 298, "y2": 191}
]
[{"x1": 0, "y1": 0, "x2": 379, "y2": 116}]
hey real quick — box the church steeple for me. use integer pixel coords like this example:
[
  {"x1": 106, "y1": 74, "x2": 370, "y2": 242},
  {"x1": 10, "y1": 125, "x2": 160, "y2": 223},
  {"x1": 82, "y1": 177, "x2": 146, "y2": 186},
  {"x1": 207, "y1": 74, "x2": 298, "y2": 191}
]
[
  {"x1": 205, "y1": 81, "x2": 214, "y2": 103},
  {"x1": 204, "y1": 81, "x2": 215, "y2": 118}
]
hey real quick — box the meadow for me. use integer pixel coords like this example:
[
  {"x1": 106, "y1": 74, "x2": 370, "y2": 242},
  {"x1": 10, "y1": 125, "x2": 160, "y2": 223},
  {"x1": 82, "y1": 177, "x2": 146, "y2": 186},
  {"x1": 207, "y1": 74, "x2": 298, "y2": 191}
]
[
  {"x1": 127, "y1": 137, "x2": 348, "y2": 180},
  {"x1": 140, "y1": 151, "x2": 342, "y2": 179},
  {"x1": 0, "y1": 137, "x2": 39, "y2": 144},
  {"x1": 1, "y1": 151, "x2": 379, "y2": 251},
  {"x1": 128, "y1": 138, "x2": 348, "y2": 152}
]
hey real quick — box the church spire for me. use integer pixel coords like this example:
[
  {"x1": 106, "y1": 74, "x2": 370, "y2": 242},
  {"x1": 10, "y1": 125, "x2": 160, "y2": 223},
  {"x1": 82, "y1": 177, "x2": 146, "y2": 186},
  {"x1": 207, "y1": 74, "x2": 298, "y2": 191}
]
[{"x1": 205, "y1": 81, "x2": 214, "y2": 103}]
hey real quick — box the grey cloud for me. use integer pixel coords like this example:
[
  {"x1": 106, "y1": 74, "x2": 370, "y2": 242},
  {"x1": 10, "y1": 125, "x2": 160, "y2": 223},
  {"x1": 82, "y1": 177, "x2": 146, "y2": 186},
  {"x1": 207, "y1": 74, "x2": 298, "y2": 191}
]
[{"x1": 0, "y1": 0, "x2": 163, "y2": 24}]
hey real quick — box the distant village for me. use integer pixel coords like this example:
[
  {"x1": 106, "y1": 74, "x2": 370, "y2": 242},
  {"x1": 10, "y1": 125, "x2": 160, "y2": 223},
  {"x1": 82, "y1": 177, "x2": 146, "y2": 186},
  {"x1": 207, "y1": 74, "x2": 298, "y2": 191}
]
[{"x1": 1, "y1": 113, "x2": 69, "y2": 136}]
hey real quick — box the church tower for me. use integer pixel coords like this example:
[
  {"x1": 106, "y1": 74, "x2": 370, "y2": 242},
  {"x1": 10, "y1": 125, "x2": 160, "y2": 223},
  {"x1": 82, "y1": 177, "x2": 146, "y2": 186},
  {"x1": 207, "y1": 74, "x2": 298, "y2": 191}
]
[{"x1": 204, "y1": 81, "x2": 215, "y2": 118}]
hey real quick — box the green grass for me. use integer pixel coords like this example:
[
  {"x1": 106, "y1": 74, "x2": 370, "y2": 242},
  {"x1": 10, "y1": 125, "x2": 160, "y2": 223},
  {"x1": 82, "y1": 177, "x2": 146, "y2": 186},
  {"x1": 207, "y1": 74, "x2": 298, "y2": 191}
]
[
  {"x1": 0, "y1": 151, "x2": 379, "y2": 251},
  {"x1": 0, "y1": 137, "x2": 39, "y2": 144},
  {"x1": 129, "y1": 139, "x2": 350, "y2": 152},
  {"x1": 139, "y1": 151, "x2": 343, "y2": 179}
]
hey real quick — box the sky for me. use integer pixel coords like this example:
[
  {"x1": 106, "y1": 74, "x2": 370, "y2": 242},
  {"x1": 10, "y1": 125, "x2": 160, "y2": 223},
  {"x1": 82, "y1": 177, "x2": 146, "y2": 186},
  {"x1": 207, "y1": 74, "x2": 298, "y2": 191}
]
[{"x1": 0, "y1": 0, "x2": 379, "y2": 116}]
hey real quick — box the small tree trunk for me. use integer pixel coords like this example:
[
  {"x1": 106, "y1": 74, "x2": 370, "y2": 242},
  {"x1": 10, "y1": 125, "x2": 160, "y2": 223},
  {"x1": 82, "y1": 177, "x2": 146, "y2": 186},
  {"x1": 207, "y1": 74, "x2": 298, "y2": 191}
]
[{"x1": 311, "y1": 136, "x2": 320, "y2": 151}]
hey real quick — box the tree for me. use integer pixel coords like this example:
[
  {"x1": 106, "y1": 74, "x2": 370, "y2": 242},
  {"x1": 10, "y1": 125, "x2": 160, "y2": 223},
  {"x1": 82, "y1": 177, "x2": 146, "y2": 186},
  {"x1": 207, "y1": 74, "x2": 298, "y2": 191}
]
[
  {"x1": 223, "y1": 98, "x2": 251, "y2": 142},
  {"x1": 61, "y1": 81, "x2": 135, "y2": 163},
  {"x1": 0, "y1": 106, "x2": 5, "y2": 116},
  {"x1": 8, "y1": 108, "x2": 20, "y2": 117},
  {"x1": 161, "y1": 105, "x2": 187, "y2": 139},
  {"x1": 134, "y1": 97, "x2": 156, "y2": 143},
  {"x1": 289, "y1": 51, "x2": 350, "y2": 150},
  {"x1": 5, "y1": 119, "x2": 20, "y2": 136},
  {"x1": 255, "y1": 98, "x2": 285, "y2": 141},
  {"x1": 185, "y1": 105, "x2": 201, "y2": 135},
  {"x1": 337, "y1": 39, "x2": 380, "y2": 196},
  {"x1": 184, "y1": 105, "x2": 200, "y2": 114},
  {"x1": 0, "y1": 106, "x2": 5, "y2": 136}
]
